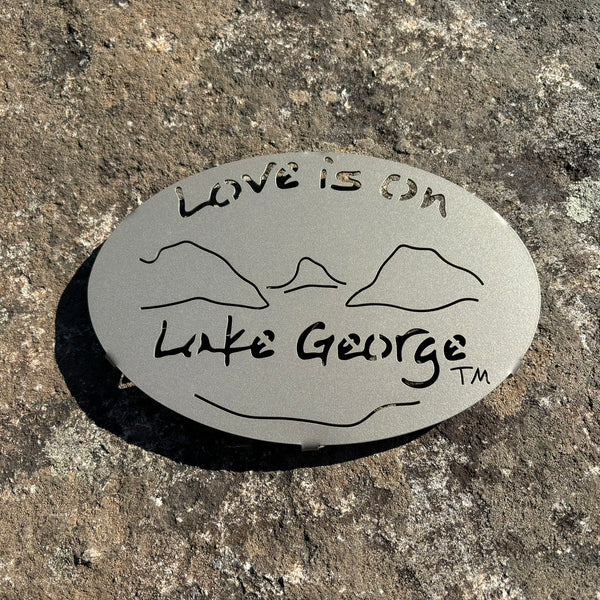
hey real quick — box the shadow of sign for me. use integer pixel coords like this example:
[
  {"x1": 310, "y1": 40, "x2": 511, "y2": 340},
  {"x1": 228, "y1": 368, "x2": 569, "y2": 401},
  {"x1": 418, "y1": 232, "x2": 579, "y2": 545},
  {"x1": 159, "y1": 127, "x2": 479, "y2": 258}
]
[{"x1": 54, "y1": 249, "x2": 429, "y2": 471}]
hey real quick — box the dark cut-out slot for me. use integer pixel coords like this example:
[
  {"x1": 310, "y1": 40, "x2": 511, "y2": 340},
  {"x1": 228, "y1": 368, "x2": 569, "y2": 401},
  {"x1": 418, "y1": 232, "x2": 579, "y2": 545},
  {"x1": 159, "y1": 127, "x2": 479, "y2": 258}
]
[
  {"x1": 276, "y1": 162, "x2": 299, "y2": 190},
  {"x1": 320, "y1": 156, "x2": 334, "y2": 189},
  {"x1": 154, "y1": 319, "x2": 196, "y2": 358},
  {"x1": 380, "y1": 175, "x2": 417, "y2": 201},
  {"x1": 176, "y1": 185, "x2": 186, "y2": 209},
  {"x1": 242, "y1": 162, "x2": 277, "y2": 193},
  {"x1": 154, "y1": 316, "x2": 275, "y2": 367},
  {"x1": 211, "y1": 179, "x2": 242, "y2": 207},
  {"x1": 194, "y1": 394, "x2": 420, "y2": 428},
  {"x1": 337, "y1": 333, "x2": 394, "y2": 361},
  {"x1": 422, "y1": 187, "x2": 447, "y2": 217},
  {"x1": 283, "y1": 284, "x2": 338, "y2": 294},
  {"x1": 177, "y1": 180, "x2": 242, "y2": 217},
  {"x1": 331, "y1": 170, "x2": 361, "y2": 191}
]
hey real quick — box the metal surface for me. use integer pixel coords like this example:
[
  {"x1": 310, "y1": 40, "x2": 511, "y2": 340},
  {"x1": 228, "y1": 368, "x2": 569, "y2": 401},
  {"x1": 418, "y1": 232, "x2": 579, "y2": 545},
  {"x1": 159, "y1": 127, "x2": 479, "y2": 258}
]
[{"x1": 87, "y1": 152, "x2": 541, "y2": 446}]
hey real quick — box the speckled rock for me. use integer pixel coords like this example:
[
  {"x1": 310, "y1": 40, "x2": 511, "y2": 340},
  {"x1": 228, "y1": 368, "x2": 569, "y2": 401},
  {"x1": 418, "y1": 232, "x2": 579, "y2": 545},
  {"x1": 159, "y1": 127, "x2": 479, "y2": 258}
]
[{"x1": 1, "y1": 1, "x2": 599, "y2": 598}]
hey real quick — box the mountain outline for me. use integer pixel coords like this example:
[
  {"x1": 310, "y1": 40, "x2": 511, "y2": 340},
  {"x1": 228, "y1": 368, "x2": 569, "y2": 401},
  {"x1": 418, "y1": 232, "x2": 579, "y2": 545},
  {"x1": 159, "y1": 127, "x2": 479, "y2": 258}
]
[
  {"x1": 139, "y1": 240, "x2": 269, "y2": 311},
  {"x1": 345, "y1": 244, "x2": 484, "y2": 312},
  {"x1": 267, "y1": 256, "x2": 346, "y2": 294}
]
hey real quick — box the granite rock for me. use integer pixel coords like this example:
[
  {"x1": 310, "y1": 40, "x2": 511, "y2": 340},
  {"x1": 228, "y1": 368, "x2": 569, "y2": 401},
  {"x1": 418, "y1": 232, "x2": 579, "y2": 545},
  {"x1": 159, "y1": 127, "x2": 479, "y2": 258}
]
[{"x1": 1, "y1": 0, "x2": 599, "y2": 598}]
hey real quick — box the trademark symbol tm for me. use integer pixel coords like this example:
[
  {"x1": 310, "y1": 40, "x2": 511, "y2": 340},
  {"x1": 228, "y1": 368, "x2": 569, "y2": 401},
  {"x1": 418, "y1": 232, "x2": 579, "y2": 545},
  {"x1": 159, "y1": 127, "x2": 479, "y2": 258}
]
[{"x1": 450, "y1": 366, "x2": 490, "y2": 385}]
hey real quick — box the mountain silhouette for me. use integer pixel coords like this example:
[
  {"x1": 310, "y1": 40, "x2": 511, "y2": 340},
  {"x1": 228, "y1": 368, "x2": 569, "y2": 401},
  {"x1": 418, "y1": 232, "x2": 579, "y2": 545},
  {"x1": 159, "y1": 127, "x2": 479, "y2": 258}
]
[
  {"x1": 139, "y1": 241, "x2": 268, "y2": 310},
  {"x1": 268, "y1": 257, "x2": 346, "y2": 294},
  {"x1": 346, "y1": 244, "x2": 483, "y2": 312}
]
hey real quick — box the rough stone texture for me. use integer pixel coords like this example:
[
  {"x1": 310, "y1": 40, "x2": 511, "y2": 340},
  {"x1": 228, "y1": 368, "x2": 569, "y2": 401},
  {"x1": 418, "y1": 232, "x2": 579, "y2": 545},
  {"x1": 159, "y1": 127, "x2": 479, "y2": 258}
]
[{"x1": 1, "y1": 0, "x2": 599, "y2": 598}]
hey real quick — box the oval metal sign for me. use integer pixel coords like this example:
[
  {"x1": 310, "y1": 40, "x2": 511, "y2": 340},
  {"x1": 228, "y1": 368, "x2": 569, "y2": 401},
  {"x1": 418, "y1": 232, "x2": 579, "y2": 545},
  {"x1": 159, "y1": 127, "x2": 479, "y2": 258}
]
[{"x1": 88, "y1": 152, "x2": 540, "y2": 447}]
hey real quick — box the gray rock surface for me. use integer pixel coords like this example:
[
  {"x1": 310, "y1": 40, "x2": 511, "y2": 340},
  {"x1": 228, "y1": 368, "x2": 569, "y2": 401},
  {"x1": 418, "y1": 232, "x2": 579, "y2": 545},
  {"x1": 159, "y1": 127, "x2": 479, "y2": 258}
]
[{"x1": 1, "y1": 0, "x2": 599, "y2": 598}]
